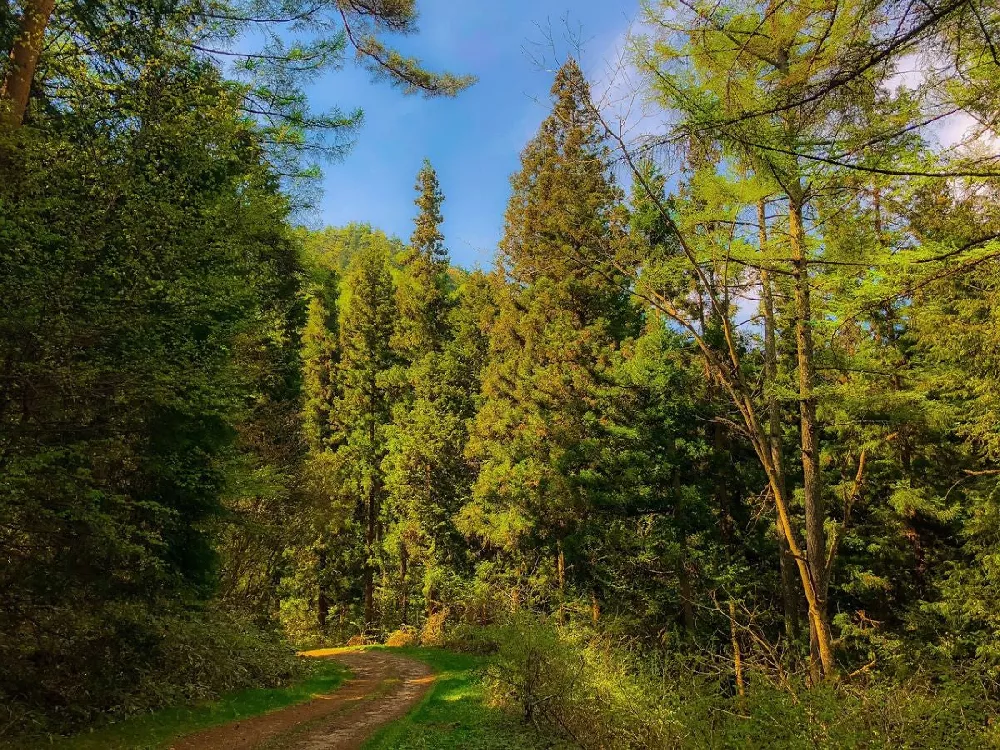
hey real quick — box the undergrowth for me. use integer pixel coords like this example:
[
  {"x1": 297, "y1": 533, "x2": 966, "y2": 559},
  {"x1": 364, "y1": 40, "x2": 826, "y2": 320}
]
[
  {"x1": 5, "y1": 657, "x2": 347, "y2": 750},
  {"x1": 473, "y1": 616, "x2": 1000, "y2": 749},
  {"x1": 362, "y1": 646, "x2": 566, "y2": 750}
]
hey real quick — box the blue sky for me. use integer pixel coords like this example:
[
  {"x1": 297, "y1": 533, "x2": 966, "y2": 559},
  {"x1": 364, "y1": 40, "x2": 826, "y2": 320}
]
[{"x1": 304, "y1": 1, "x2": 640, "y2": 269}]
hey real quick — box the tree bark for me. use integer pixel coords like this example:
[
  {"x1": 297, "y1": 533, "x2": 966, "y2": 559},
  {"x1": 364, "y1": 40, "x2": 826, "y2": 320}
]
[
  {"x1": 730, "y1": 599, "x2": 745, "y2": 699},
  {"x1": 1, "y1": 0, "x2": 55, "y2": 128},
  {"x1": 678, "y1": 545, "x2": 696, "y2": 633},
  {"x1": 556, "y1": 541, "x2": 566, "y2": 624},
  {"x1": 364, "y1": 479, "x2": 378, "y2": 628},
  {"x1": 758, "y1": 199, "x2": 801, "y2": 642},
  {"x1": 318, "y1": 548, "x2": 330, "y2": 632},
  {"x1": 788, "y1": 189, "x2": 835, "y2": 681},
  {"x1": 399, "y1": 544, "x2": 409, "y2": 626},
  {"x1": 673, "y1": 451, "x2": 696, "y2": 633}
]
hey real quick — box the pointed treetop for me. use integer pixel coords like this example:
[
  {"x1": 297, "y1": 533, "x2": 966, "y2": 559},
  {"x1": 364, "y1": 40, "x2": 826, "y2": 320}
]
[
  {"x1": 411, "y1": 159, "x2": 446, "y2": 263},
  {"x1": 547, "y1": 58, "x2": 597, "y2": 129}
]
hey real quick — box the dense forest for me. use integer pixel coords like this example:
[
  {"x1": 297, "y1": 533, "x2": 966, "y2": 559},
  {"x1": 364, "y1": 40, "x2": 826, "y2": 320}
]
[{"x1": 2, "y1": 0, "x2": 1000, "y2": 746}]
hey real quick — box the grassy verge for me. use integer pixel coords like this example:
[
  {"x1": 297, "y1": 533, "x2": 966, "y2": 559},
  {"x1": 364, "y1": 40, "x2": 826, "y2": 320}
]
[
  {"x1": 362, "y1": 646, "x2": 565, "y2": 750},
  {"x1": 18, "y1": 658, "x2": 349, "y2": 750}
]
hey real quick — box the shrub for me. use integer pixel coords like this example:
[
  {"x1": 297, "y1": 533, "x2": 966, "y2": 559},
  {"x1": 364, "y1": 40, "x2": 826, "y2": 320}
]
[
  {"x1": 1, "y1": 605, "x2": 302, "y2": 737},
  {"x1": 420, "y1": 608, "x2": 450, "y2": 646},
  {"x1": 483, "y1": 616, "x2": 680, "y2": 748},
  {"x1": 480, "y1": 617, "x2": 999, "y2": 749},
  {"x1": 441, "y1": 622, "x2": 501, "y2": 655},
  {"x1": 346, "y1": 633, "x2": 379, "y2": 647},
  {"x1": 385, "y1": 626, "x2": 419, "y2": 647}
]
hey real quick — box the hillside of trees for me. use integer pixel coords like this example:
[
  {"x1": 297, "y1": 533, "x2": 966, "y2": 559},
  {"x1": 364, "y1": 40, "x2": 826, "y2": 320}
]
[{"x1": 3, "y1": 0, "x2": 1000, "y2": 746}]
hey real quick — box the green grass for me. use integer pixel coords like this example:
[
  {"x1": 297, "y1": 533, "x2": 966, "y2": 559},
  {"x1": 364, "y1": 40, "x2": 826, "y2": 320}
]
[
  {"x1": 22, "y1": 659, "x2": 349, "y2": 750},
  {"x1": 362, "y1": 647, "x2": 564, "y2": 750}
]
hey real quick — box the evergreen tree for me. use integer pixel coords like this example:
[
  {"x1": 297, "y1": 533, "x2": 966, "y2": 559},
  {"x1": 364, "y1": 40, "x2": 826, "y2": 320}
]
[
  {"x1": 333, "y1": 235, "x2": 399, "y2": 628},
  {"x1": 463, "y1": 59, "x2": 639, "y2": 615},
  {"x1": 383, "y1": 164, "x2": 487, "y2": 628},
  {"x1": 394, "y1": 159, "x2": 451, "y2": 362}
]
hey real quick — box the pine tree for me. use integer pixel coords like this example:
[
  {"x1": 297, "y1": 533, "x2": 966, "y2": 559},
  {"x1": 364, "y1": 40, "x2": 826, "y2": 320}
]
[
  {"x1": 463, "y1": 59, "x2": 639, "y2": 616},
  {"x1": 384, "y1": 165, "x2": 488, "y2": 627},
  {"x1": 334, "y1": 234, "x2": 399, "y2": 628},
  {"x1": 394, "y1": 159, "x2": 451, "y2": 362},
  {"x1": 301, "y1": 281, "x2": 340, "y2": 451}
]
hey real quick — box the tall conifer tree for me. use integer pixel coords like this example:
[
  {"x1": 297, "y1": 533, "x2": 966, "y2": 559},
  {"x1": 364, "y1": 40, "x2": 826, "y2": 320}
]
[
  {"x1": 463, "y1": 59, "x2": 638, "y2": 613},
  {"x1": 334, "y1": 235, "x2": 399, "y2": 627},
  {"x1": 394, "y1": 160, "x2": 451, "y2": 362}
]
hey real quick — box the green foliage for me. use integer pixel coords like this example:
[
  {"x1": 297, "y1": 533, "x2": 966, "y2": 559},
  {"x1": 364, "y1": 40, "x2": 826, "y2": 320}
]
[
  {"x1": 0, "y1": 50, "x2": 305, "y2": 732},
  {"x1": 2, "y1": 609, "x2": 306, "y2": 741},
  {"x1": 1, "y1": 0, "x2": 470, "y2": 733},
  {"x1": 463, "y1": 60, "x2": 641, "y2": 615},
  {"x1": 29, "y1": 656, "x2": 347, "y2": 750},
  {"x1": 363, "y1": 647, "x2": 560, "y2": 750},
  {"x1": 5, "y1": 0, "x2": 1000, "y2": 742},
  {"x1": 479, "y1": 618, "x2": 998, "y2": 749},
  {"x1": 483, "y1": 618, "x2": 680, "y2": 748}
]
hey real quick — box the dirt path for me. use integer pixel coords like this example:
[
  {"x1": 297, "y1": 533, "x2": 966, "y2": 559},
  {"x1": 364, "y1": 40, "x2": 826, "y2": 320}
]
[{"x1": 168, "y1": 649, "x2": 434, "y2": 750}]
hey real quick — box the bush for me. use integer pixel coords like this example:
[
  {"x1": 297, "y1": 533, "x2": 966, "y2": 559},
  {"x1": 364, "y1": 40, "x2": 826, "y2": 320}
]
[
  {"x1": 0, "y1": 606, "x2": 302, "y2": 737},
  {"x1": 385, "y1": 626, "x2": 419, "y2": 647},
  {"x1": 420, "y1": 608, "x2": 450, "y2": 646},
  {"x1": 480, "y1": 617, "x2": 1000, "y2": 749},
  {"x1": 346, "y1": 633, "x2": 379, "y2": 647},
  {"x1": 441, "y1": 622, "x2": 501, "y2": 655},
  {"x1": 693, "y1": 677, "x2": 1000, "y2": 749},
  {"x1": 483, "y1": 616, "x2": 680, "y2": 748}
]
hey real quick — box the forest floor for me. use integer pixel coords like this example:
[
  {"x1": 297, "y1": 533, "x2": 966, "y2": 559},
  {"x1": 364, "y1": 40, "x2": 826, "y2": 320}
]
[
  {"x1": 167, "y1": 648, "x2": 434, "y2": 749},
  {"x1": 29, "y1": 646, "x2": 560, "y2": 749}
]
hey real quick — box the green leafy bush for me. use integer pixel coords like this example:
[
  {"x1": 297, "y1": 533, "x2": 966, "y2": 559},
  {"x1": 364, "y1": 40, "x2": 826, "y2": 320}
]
[
  {"x1": 2, "y1": 607, "x2": 302, "y2": 737},
  {"x1": 480, "y1": 617, "x2": 999, "y2": 749},
  {"x1": 483, "y1": 617, "x2": 680, "y2": 748}
]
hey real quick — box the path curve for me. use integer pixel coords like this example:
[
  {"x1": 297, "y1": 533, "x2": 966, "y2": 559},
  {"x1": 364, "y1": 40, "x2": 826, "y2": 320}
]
[{"x1": 169, "y1": 649, "x2": 434, "y2": 750}]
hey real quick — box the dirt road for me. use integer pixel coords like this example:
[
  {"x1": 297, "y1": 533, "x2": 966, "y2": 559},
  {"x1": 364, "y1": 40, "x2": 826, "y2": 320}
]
[{"x1": 168, "y1": 649, "x2": 433, "y2": 750}]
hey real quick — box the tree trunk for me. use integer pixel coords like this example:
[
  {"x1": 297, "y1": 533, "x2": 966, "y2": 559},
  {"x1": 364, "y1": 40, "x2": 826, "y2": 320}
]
[
  {"x1": 788, "y1": 189, "x2": 835, "y2": 680},
  {"x1": 364, "y1": 477, "x2": 378, "y2": 629},
  {"x1": 363, "y1": 392, "x2": 382, "y2": 630},
  {"x1": 673, "y1": 452, "x2": 696, "y2": 634},
  {"x1": 1, "y1": 0, "x2": 55, "y2": 128},
  {"x1": 317, "y1": 548, "x2": 330, "y2": 632},
  {"x1": 556, "y1": 541, "x2": 566, "y2": 624},
  {"x1": 729, "y1": 599, "x2": 745, "y2": 700},
  {"x1": 678, "y1": 545, "x2": 696, "y2": 633},
  {"x1": 759, "y1": 199, "x2": 801, "y2": 642},
  {"x1": 399, "y1": 544, "x2": 409, "y2": 626}
]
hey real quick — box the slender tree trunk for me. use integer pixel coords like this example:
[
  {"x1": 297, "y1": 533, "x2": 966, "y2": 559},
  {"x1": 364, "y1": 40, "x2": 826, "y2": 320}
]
[
  {"x1": 715, "y1": 422, "x2": 733, "y2": 541},
  {"x1": 788, "y1": 189, "x2": 835, "y2": 681},
  {"x1": 673, "y1": 454, "x2": 696, "y2": 633},
  {"x1": 362, "y1": 375, "x2": 385, "y2": 631},
  {"x1": 777, "y1": 529, "x2": 800, "y2": 640},
  {"x1": 399, "y1": 544, "x2": 409, "y2": 626},
  {"x1": 729, "y1": 599, "x2": 745, "y2": 699},
  {"x1": 364, "y1": 422, "x2": 378, "y2": 628},
  {"x1": 1, "y1": 0, "x2": 55, "y2": 128},
  {"x1": 556, "y1": 541, "x2": 566, "y2": 624},
  {"x1": 758, "y1": 199, "x2": 801, "y2": 642},
  {"x1": 318, "y1": 548, "x2": 330, "y2": 632},
  {"x1": 678, "y1": 542, "x2": 696, "y2": 633}
]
